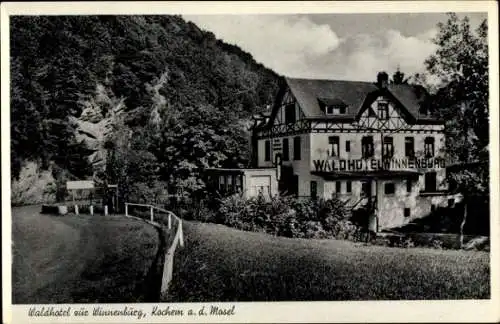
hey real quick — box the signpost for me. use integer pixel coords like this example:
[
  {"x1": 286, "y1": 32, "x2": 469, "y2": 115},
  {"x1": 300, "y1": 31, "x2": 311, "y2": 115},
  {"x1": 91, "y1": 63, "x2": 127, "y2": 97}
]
[
  {"x1": 66, "y1": 180, "x2": 95, "y2": 190},
  {"x1": 65, "y1": 180, "x2": 119, "y2": 215},
  {"x1": 67, "y1": 180, "x2": 95, "y2": 207}
]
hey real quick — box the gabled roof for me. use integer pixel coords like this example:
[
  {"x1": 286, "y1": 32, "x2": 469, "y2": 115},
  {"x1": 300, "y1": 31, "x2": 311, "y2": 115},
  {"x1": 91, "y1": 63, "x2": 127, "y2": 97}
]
[
  {"x1": 284, "y1": 77, "x2": 441, "y2": 123},
  {"x1": 388, "y1": 84, "x2": 435, "y2": 121},
  {"x1": 286, "y1": 77, "x2": 377, "y2": 118}
]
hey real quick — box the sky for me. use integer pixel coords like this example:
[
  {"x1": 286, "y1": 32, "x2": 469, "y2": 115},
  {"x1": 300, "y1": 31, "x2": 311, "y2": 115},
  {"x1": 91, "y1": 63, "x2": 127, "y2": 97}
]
[{"x1": 183, "y1": 12, "x2": 487, "y2": 82}]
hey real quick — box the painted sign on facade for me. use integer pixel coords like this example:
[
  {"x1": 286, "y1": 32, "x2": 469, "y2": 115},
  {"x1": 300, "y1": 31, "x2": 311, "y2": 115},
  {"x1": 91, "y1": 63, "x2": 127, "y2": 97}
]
[{"x1": 312, "y1": 158, "x2": 447, "y2": 172}]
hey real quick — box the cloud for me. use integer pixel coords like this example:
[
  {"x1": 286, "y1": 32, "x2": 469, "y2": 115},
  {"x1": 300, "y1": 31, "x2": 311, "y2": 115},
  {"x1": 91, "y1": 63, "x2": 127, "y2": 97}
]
[
  {"x1": 184, "y1": 15, "x2": 438, "y2": 82},
  {"x1": 183, "y1": 15, "x2": 341, "y2": 75},
  {"x1": 312, "y1": 29, "x2": 438, "y2": 82}
]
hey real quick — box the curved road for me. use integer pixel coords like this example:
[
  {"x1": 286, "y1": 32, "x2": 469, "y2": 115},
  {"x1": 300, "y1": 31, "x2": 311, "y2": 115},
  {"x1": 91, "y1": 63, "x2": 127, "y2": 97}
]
[{"x1": 12, "y1": 206, "x2": 160, "y2": 304}]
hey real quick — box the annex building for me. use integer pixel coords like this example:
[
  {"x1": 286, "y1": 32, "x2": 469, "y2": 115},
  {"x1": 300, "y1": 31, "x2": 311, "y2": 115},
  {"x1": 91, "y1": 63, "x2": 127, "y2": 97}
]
[{"x1": 248, "y1": 72, "x2": 459, "y2": 230}]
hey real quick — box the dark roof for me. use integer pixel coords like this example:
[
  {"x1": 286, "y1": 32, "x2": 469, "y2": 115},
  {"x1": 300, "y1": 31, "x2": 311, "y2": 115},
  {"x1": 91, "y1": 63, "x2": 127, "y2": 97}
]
[
  {"x1": 284, "y1": 77, "x2": 440, "y2": 122},
  {"x1": 388, "y1": 84, "x2": 433, "y2": 121},
  {"x1": 317, "y1": 97, "x2": 348, "y2": 107},
  {"x1": 286, "y1": 77, "x2": 376, "y2": 118}
]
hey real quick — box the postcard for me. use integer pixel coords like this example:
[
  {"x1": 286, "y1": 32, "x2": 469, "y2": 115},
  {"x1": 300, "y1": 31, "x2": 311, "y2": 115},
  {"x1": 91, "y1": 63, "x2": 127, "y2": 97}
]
[{"x1": 1, "y1": 1, "x2": 499, "y2": 323}]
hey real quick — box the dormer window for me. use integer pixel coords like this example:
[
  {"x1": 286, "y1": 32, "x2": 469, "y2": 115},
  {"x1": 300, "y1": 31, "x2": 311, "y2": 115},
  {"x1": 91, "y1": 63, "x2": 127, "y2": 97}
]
[
  {"x1": 318, "y1": 98, "x2": 348, "y2": 115},
  {"x1": 326, "y1": 105, "x2": 347, "y2": 115}
]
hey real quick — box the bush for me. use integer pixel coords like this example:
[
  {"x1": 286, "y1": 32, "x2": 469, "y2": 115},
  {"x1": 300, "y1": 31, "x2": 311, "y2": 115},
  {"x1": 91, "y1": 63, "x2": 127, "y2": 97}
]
[
  {"x1": 128, "y1": 181, "x2": 170, "y2": 206},
  {"x1": 214, "y1": 194, "x2": 359, "y2": 240}
]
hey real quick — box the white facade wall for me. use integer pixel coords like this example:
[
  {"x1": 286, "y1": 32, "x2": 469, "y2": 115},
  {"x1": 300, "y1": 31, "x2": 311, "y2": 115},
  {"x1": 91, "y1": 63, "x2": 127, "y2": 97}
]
[
  {"x1": 243, "y1": 169, "x2": 278, "y2": 199},
  {"x1": 309, "y1": 131, "x2": 447, "y2": 193}
]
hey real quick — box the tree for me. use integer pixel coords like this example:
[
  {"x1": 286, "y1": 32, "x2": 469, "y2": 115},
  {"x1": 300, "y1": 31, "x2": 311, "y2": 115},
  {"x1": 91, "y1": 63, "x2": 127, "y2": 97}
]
[
  {"x1": 150, "y1": 103, "x2": 250, "y2": 198},
  {"x1": 426, "y1": 13, "x2": 488, "y2": 150},
  {"x1": 10, "y1": 15, "x2": 279, "y2": 183},
  {"x1": 423, "y1": 13, "x2": 489, "y2": 243},
  {"x1": 390, "y1": 67, "x2": 408, "y2": 85}
]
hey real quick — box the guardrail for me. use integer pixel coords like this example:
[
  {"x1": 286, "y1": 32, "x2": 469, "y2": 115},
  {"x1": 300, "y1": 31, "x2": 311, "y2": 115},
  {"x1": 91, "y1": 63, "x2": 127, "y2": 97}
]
[{"x1": 124, "y1": 202, "x2": 184, "y2": 296}]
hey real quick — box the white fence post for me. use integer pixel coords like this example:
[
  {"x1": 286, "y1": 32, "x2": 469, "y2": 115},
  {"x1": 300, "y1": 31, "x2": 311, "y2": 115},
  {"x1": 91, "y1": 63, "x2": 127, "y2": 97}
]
[
  {"x1": 104, "y1": 205, "x2": 108, "y2": 216},
  {"x1": 74, "y1": 205, "x2": 79, "y2": 215},
  {"x1": 150, "y1": 206, "x2": 154, "y2": 222},
  {"x1": 125, "y1": 203, "x2": 128, "y2": 217},
  {"x1": 90, "y1": 205, "x2": 94, "y2": 216},
  {"x1": 178, "y1": 219, "x2": 184, "y2": 248},
  {"x1": 168, "y1": 213, "x2": 172, "y2": 230}
]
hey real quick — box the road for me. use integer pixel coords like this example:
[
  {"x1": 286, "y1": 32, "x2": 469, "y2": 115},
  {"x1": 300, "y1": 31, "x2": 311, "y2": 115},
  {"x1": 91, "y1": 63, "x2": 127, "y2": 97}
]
[{"x1": 12, "y1": 205, "x2": 160, "y2": 303}]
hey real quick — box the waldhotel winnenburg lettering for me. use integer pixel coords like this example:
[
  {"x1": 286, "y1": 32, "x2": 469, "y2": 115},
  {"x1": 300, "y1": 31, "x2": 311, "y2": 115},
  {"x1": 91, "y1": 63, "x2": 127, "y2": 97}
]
[
  {"x1": 313, "y1": 157, "x2": 447, "y2": 172},
  {"x1": 247, "y1": 71, "x2": 458, "y2": 230}
]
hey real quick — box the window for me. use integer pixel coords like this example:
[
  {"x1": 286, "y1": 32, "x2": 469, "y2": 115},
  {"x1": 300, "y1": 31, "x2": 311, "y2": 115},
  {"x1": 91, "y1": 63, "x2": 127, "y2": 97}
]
[
  {"x1": 345, "y1": 140, "x2": 351, "y2": 153},
  {"x1": 293, "y1": 137, "x2": 301, "y2": 160},
  {"x1": 424, "y1": 137, "x2": 435, "y2": 158},
  {"x1": 219, "y1": 175, "x2": 226, "y2": 191},
  {"x1": 361, "y1": 181, "x2": 371, "y2": 197},
  {"x1": 326, "y1": 104, "x2": 347, "y2": 115},
  {"x1": 406, "y1": 178, "x2": 412, "y2": 193},
  {"x1": 335, "y1": 181, "x2": 341, "y2": 193},
  {"x1": 384, "y1": 183, "x2": 395, "y2": 195},
  {"x1": 404, "y1": 208, "x2": 411, "y2": 218},
  {"x1": 378, "y1": 102, "x2": 389, "y2": 120},
  {"x1": 282, "y1": 138, "x2": 289, "y2": 161},
  {"x1": 362, "y1": 136, "x2": 374, "y2": 158},
  {"x1": 264, "y1": 140, "x2": 271, "y2": 161},
  {"x1": 405, "y1": 137, "x2": 415, "y2": 158},
  {"x1": 382, "y1": 136, "x2": 394, "y2": 159},
  {"x1": 235, "y1": 175, "x2": 242, "y2": 192},
  {"x1": 424, "y1": 172, "x2": 437, "y2": 192},
  {"x1": 285, "y1": 103, "x2": 296, "y2": 124},
  {"x1": 310, "y1": 181, "x2": 317, "y2": 200},
  {"x1": 346, "y1": 181, "x2": 352, "y2": 193},
  {"x1": 329, "y1": 136, "x2": 339, "y2": 157}
]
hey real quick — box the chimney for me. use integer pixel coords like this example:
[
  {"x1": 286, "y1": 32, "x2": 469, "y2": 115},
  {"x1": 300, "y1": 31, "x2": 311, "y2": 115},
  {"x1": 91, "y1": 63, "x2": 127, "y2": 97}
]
[{"x1": 377, "y1": 71, "x2": 389, "y2": 88}]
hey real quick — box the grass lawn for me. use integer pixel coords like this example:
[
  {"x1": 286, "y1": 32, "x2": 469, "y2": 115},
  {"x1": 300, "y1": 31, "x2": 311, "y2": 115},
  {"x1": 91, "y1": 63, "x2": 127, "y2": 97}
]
[
  {"x1": 12, "y1": 206, "x2": 160, "y2": 304},
  {"x1": 165, "y1": 221, "x2": 490, "y2": 301}
]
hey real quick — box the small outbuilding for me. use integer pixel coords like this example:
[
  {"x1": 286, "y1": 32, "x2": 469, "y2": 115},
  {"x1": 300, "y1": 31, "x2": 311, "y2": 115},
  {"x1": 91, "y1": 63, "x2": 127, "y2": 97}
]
[{"x1": 205, "y1": 168, "x2": 278, "y2": 199}]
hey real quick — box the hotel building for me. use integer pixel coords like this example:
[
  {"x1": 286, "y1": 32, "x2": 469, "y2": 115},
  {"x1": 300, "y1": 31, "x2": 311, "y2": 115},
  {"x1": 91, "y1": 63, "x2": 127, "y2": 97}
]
[{"x1": 247, "y1": 72, "x2": 458, "y2": 230}]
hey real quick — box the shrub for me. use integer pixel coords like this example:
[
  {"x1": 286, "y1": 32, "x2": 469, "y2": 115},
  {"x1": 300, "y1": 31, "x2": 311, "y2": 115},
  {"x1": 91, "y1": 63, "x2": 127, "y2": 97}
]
[
  {"x1": 302, "y1": 221, "x2": 327, "y2": 239},
  {"x1": 214, "y1": 194, "x2": 359, "y2": 240},
  {"x1": 128, "y1": 181, "x2": 169, "y2": 206},
  {"x1": 431, "y1": 239, "x2": 444, "y2": 249}
]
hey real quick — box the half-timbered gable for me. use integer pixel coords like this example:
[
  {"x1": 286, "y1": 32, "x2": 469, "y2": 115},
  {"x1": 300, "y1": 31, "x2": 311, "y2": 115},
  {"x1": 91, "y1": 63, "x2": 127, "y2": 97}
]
[{"x1": 272, "y1": 89, "x2": 304, "y2": 126}]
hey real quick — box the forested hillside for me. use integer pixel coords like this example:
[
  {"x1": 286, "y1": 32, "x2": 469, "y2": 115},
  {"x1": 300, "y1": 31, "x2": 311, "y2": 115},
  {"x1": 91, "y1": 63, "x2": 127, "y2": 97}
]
[{"x1": 10, "y1": 15, "x2": 281, "y2": 203}]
